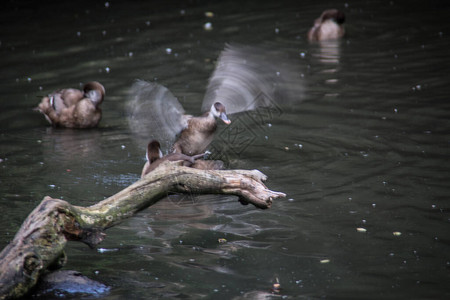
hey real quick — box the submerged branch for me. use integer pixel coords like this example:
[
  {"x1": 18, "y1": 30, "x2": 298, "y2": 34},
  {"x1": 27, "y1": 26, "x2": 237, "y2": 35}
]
[{"x1": 0, "y1": 162, "x2": 285, "y2": 299}]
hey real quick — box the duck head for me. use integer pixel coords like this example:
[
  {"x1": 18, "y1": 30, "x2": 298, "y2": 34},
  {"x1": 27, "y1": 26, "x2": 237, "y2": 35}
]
[
  {"x1": 211, "y1": 102, "x2": 231, "y2": 124},
  {"x1": 83, "y1": 81, "x2": 105, "y2": 107},
  {"x1": 146, "y1": 140, "x2": 163, "y2": 163},
  {"x1": 321, "y1": 9, "x2": 345, "y2": 25}
]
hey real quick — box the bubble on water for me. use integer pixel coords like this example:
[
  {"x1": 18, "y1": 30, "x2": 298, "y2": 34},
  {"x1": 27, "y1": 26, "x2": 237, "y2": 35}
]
[
  {"x1": 372, "y1": 203, "x2": 376, "y2": 208},
  {"x1": 299, "y1": 52, "x2": 306, "y2": 58},
  {"x1": 275, "y1": 28, "x2": 280, "y2": 34},
  {"x1": 97, "y1": 247, "x2": 118, "y2": 253},
  {"x1": 145, "y1": 21, "x2": 151, "y2": 26},
  {"x1": 27, "y1": 77, "x2": 32, "y2": 82},
  {"x1": 105, "y1": 67, "x2": 110, "y2": 73},
  {"x1": 128, "y1": 52, "x2": 133, "y2": 57},
  {"x1": 412, "y1": 84, "x2": 422, "y2": 91},
  {"x1": 204, "y1": 22, "x2": 213, "y2": 31},
  {"x1": 393, "y1": 108, "x2": 398, "y2": 113},
  {"x1": 360, "y1": 151, "x2": 369, "y2": 158},
  {"x1": 165, "y1": 48, "x2": 172, "y2": 54},
  {"x1": 77, "y1": 31, "x2": 81, "y2": 37},
  {"x1": 104, "y1": 2, "x2": 110, "y2": 8}
]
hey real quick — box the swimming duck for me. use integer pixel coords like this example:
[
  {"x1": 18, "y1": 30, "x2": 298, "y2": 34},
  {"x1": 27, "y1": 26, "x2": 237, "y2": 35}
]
[
  {"x1": 308, "y1": 9, "x2": 345, "y2": 42},
  {"x1": 35, "y1": 81, "x2": 105, "y2": 128},
  {"x1": 141, "y1": 140, "x2": 205, "y2": 177}
]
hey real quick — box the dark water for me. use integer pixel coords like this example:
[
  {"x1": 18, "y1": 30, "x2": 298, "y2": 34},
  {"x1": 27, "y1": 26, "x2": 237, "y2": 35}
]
[{"x1": 1, "y1": 0, "x2": 450, "y2": 299}]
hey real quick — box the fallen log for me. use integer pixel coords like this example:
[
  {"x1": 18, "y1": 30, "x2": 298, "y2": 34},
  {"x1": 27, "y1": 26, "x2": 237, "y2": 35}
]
[{"x1": 0, "y1": 162, "x2": 285, "y2": 299}]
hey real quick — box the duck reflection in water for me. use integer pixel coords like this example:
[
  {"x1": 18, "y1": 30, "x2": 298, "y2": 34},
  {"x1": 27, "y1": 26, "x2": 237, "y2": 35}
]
[
  {"x1": 308, "y1": 9, "x2": 345, "y2": 42},
  {"x1": 35, "y1": 81, "x2": 105, "y2": 128},
  {"x1": 128, "y1": 44, "x2": 302, "y2": 173}
]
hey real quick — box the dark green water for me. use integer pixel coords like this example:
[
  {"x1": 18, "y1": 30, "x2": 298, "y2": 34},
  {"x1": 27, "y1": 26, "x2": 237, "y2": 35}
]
[{"x1": 1, "y1": 0, "x2": 449, "y2": 299}]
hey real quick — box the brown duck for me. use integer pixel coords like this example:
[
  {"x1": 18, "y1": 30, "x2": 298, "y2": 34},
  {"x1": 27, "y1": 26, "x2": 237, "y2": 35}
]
[
  {"x1": 308, "y1": 9, "x2": 346, "y2": 42},
  {"x1": 172, "y1": 102, "x2": 230, "y2": 155},
  {"x1": 35, "y1": 81, "x2": 105, "y2": 128},
  {"x1": 127, "y1": 45, "x2": 295, "y2": 159},
  {"x1": 127, "y1": 80, "x2": 231, "y2": 157},
  {"x1": 141, "y1": 140, "x2": 205, "y2": 177}
]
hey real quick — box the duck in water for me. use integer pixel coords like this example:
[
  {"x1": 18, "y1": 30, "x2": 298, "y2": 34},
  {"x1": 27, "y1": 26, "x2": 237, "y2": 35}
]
[
  {"x1": 308, "y1": 9, "x2": 346, "y2": 42},
  {"x1": 35, "y1": 81, "x2": 105, "y2": 128}
]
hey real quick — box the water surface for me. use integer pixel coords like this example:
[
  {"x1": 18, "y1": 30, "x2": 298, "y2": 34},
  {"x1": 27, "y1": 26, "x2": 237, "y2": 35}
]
[{"x1": 1, "y1": 0, "x2": 449, "y2": 299}]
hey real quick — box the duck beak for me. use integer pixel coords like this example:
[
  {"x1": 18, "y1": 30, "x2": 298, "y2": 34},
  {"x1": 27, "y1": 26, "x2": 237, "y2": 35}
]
[{"x1": 220, "y1": 112, "x2": 231, "y2": 124}]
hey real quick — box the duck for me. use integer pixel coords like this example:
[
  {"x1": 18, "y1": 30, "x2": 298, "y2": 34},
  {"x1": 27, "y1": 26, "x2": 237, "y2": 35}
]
[
  {"x1": 141, "y1": 140, "x2": 206, "y2": 177},
  {"x1": 172, "y1": 102, "x2": 230, "y2": 155},
  {"x1": 308, "y1": 9, "x2": 345, "y2": 42},
  {"x1": 35, "y1": 81, "x2": 105, "y2": 128},
  {"x1": 127, "y1": 44, "x2": 301, "y2": 159},
  {"x1": 127, "y1": 80, "x2": 232, "y2": 157}
]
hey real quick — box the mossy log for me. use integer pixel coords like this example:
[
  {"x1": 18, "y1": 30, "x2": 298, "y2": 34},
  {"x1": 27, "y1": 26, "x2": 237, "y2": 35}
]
[{"x1": 0, "y1": 162, "x2": 285, "y2": 299}]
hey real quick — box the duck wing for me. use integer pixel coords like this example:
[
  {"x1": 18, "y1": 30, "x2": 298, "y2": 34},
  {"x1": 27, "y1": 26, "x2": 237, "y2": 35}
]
[
  {"x1": 202, "y1": 44, "x2": 302, "y2": 115},
  {"x1": 49, "y1": 88, "x2": 83, "y2": 112},
  {"x1": 126, "y1": 80, "x2": 188, "y2": 150}
]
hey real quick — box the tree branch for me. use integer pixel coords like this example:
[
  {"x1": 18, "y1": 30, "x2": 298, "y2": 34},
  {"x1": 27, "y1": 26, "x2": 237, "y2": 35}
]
[{"x1": 0, "y1": 162, "x2": 285, "y2": 299}]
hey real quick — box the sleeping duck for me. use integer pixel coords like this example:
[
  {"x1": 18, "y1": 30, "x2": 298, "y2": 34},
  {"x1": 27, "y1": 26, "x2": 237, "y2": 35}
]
[
  {"x1": 35, "y1": 81, "x2": 105, "y2": 128},
  {"x1": 141, "y1": 140, "x2": 205, "y2": 177},
  {"x1": 308, "y1": 9, "x2": 345, "y2": 42}
]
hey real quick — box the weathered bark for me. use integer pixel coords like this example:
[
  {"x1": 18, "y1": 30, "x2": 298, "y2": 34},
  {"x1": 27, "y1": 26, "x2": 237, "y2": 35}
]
[{"x1": 0, "y1": 162, "x2": 285, "y2": 299}]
